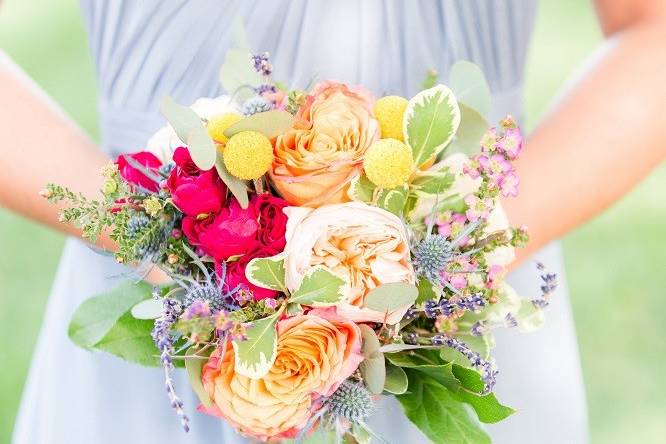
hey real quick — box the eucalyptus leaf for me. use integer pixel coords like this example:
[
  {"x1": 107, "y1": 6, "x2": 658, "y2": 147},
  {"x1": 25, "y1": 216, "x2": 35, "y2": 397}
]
[
  {"x1": 289, "y1": 266, "x2": 346, "y2": 306},
  {"x1": 219, "y1": 48, "x2": 263, "y2": 98},
  {"x1": 232, "y1": 312, "x2": 279, "y2": 378},
  {"x1": 130, "y1": 298, "x2": 163, "y2": 320},
  {"x1": 185, "y1": 345, "x2": 213, "y2": 408},
  {"x1": 384, "y1": 364, "x2": 409, "y2": 394},
  {"x1": 403, "y1": 84, "x2": 461, "y2": 167},
  {"x1": 359, "y1": 324, "x2": 385, "y2": 395},
  {"x1": 224, "y1": 110, "x2": 295, "y2": 139},
  {"x1": 448, "y1": 60, "x2": 492, "y2": 117},
  {"x1": 364, "y1": 282, "x2": 418, "y2": 314},
  {"x1": 160, "y1": 96, "x2": 216, "y2": 170},
  {"x1": 215, "y1": 151, "x2": 249, "y2": 208},
  {"x1": 410, "y1": 167, "x2": 455, "y2": 194},
  {"x1": 69, "y1": 281, "x2": 152, "y2": 349},
  {"x1": 397, "y1": 372, "x2": 491, "y2": 444},
  {"x1": 245, "y1": 253, "x2": 287, "y2": 292},
  {"x1": 447, "y1": 103, "x2": 489, "y2": 157}
]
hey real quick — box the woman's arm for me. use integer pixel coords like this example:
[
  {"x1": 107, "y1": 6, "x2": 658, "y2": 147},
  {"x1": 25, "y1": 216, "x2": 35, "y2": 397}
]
[
  {"x1": 0, "y1": 51, "x2": 115, "y2": 249},
  {"x1": 504, "y1": 0, "x2": 666, "y2": 263}
]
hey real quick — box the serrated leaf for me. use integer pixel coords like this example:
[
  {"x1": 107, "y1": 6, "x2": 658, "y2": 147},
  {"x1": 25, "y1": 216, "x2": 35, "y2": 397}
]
[
  {"x1": 448, "y1": 60, "x2": 491, "y2": 117},
  {"x1": 447, "y1": 103, "x2": 489, "y2": 157},
  {"x1": 348, "y1": 174, "x2": 376, "y2": 202},
  {"x1": 404, "y1": 84, "x2": 461, "y2": 167},
  {"x1": 410, "y1": 166, "x2": 455, "y2": 194},
  {"x1": 232, "y1": 312, "x2": 280, "y2": 378},
  {"x1": 289, "y1": 266, "x2": 346, "y2": 306},
  {"x1": 219, "y1": 48, "x2": 263, "y2": 98},
  {"x1": 185, "y1": 345, "x2": 213, "y2": 408},
  {"x1": 130, "y1": 298, "x2": 163, "y2": 320},
  {"x1": 376, "y1": 185, "x2": 408, "y2": 216},
  {"x1": 224, "y1": 110, "x2": 295, "y2": 139},
  {"x1": 215, "y1": 151, "x2": 249, "y2": 208},
  {"x1": 93, "y1": 312, "x2": 160, "y2": 366},
  {"x1": 439, "y1": 332, "x2": 492, "y2": 365},
  {"x1": 245, "y1": 253, "x2": 287, "y2": 292},
  {"x1": 397, "y1": 371, "x2": 491, "y2": 444},
  {"x1": 364, "y1": 282, "x2": 418, "y2": 313},
  {"x1": 416, "y1": 277, "x2": 438, "y2": 304},
  {"x1": 384, "y1": 364, "x2": 408, "y2": 394},
  {"x1": 160, "y1": 96, "x2": 216, "y2": 170},
  {"x1": 69, "y1": 281, "x2": 152, "y2": 349}
]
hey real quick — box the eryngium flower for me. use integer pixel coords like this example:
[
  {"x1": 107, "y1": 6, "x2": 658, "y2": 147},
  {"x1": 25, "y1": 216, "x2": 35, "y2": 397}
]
[
  {"x1": 326, "y1": 380, "x2": 374, "y2": 423},
  {"x1": 413, "y1": 234, "x2": 452, "y2": 281}
]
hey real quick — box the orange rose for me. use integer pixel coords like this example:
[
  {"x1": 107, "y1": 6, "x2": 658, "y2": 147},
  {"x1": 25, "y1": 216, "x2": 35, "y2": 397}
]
[
  {"x1": 270, "y1": 81, "x2": 379, "y2": 207},
  {"x1": 200, "y1": 309, "x2": 363, "y2": 441}
]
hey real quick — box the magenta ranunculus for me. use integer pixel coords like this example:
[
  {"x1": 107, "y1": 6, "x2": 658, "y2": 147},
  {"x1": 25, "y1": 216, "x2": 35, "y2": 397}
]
[
  {"x1": 167, "y1": 147, "x2": 226, "y2": 217},
  {"x1": 116, "y1": 151, "x2": 162, "y2": 192},
  {"x1": 186, "y1": 198, "x2": 260, "y2": 261},
  {"x1": 252, "y1": 194, "x2": 289, "y2": 251}
]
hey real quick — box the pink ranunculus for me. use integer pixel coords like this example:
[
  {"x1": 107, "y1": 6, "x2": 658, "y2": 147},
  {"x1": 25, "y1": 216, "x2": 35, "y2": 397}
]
[
  {"x1": 116, "y1": 151, "x2": 162, "y2": 192},
  {"x1": 192, "y1": 199, "x2": 260, "y2": 261},
  {"x1": 252, "y1": 193, "x2": 289, "y2": 251},
  {"x1": 167, "y1": 147, "x2": 226, "y2": 217},
  {"x1": 223, "y1": 246, "x2": 281, "y2": 300}
]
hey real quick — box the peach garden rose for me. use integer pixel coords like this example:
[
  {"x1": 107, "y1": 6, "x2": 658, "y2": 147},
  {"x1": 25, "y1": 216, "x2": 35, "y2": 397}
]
[
  {"x1": 283, "y1": 202, "x2": 416, "y2": 324},
  {"x1": 270, "y1": 81, "x2": 379, "y2": 207},
  {"x1": 200, "y1": 309, "x2": 363, "y2": 441}
]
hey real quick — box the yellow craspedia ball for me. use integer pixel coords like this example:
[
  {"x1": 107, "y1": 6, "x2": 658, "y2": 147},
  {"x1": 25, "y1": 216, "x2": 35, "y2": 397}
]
[
  {"x1": 207, "y1": 112, "x2": 243, "y2": 144},
  {"x1": 363, "y1": 138, "x2": 414, "y2": 189},
  {"x1": 223, "y1": 131, "x2": 273, "y2": 180},
  {"x1": 374, "y1": 95, "x2": 409, "y2": 141}
]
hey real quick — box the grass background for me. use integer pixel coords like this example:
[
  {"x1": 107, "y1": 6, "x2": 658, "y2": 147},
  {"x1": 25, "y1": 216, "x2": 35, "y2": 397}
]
[{"x1": 1, "y1": 0, "x2": 665, "y2": 443}]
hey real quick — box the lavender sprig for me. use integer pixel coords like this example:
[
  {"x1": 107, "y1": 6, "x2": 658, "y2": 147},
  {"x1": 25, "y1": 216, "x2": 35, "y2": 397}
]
[
  {"x1": 532, "y1": 262, "x2": 558, "y2": 309},
  {"x1": 151, "y1": 293, "x2": 190, "y2": 432}
]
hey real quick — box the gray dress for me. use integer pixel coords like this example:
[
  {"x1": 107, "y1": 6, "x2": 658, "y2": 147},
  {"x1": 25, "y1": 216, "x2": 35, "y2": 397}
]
[{"x1": 12, "y1": 1, "x2": 588, "y2": 443}]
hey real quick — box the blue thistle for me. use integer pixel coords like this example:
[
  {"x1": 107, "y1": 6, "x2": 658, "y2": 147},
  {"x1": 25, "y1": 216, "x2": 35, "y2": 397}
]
[
  {"x1": 241, "y1": 96, "x2": 273, "y2": 116},
  {"x1": 326, "y1": 380, "x2": 374, "y2": 423},
  {"x1": 126, "y1": 213, "x2": 168, "y2": 260},
  {"x1": 413, "y1": 234, "x2": 452, "y2": 281},
  {"x1": 183, "y1": 282, "x2": 238, "y2": 312}
]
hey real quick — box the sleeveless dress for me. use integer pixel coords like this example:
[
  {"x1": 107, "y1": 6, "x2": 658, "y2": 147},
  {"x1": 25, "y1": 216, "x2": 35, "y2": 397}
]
[{"x1": 13, "y1": 1, "x2": 588, "y2": 443}]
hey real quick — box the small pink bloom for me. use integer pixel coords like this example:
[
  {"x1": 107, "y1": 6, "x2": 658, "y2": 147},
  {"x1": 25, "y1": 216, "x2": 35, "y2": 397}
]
[
  {"x1": 464, "y1": 194, "x2": 491, "y2": 222},
  {"x1": 499, "y1": 171, "x2": 520, "y2": 197},
  {"x1": 497, "y1": 127, "x2": 523, "y2": 159},
  {"x1": 480, "y1": 127, "x2": 498, "y2": 152},
  {"x1": 116, "y1": 151, "x2": 162, "y2": 192},
  {"x1": 486, "y1": 264, "x2": 504, "y2": 289}
]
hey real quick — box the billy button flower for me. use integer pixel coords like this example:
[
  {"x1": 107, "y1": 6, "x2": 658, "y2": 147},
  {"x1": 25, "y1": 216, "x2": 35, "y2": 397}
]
[
  {"x1": 373, "y1": 95, "x2": 408, "y2": 141},
  {"x1": 223, "y1": 131, "x2": 274, "y2": 180},
  {"x1": 206, "y1": 112, "x2": 243, "y2": 144},
  {"x1": 363, "y1": 138, "x2": 414, "y2": 189}
]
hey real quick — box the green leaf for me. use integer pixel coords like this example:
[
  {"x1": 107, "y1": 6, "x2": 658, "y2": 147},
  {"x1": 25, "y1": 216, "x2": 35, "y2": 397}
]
[
  {"x1": 447, "y1": 103, "x2": 489, "y2": 157},
  {"x1": 224, "y1": 110, "x2": 295, "y2": 139},
  {"x1": 448, "y1": 60, "x2": 492, "y2": 117},
  {"x1": 416, "y1": 277, "x2": 438, "y2": 304},
  {"x1": 289, "y1": 266, "x2": 346, "y2": 306},
  {"x1": 130, "y1": 298, "x2": 163, "y2": 320},
  {"x1": 410, "y1": 166, "x2": 455, "y2": 194},
  {"x1": 404, "y1": 84, "x2": 461, "y2": 167},
  {"x1": 440, "y1": 332, "x2": 492, "y2": 365},
  {"x1": 348, "y1": 174, "x2": 376, "y2": 203},
  {"x1": 364, "y1": 282, "x2": 418, "y2": 313},
  {"x1": 397, "y1": 371, "x2": 490, "y2": 444},
  {"x1": 384, "y1": 364, "x2": 409, "y2": 394},
  {"x1": 185, "y1": 345, "x2": 214, "y2": 408},
  {"x1": 93, "y1": 311, "x2": 160, "y2": 366},
  {"x1": 245, "y1": 253, "x2": 287, "y2": 292},
  {"x1": 218, "y1": 48, "x2": 263, "y2": 99},
  {"x1": 160, "y1": 96, "x2": 216, "y2": 170},
  {"x1": 215, "y1": 151, "x2": 249, "y2": 209},
  {"x1": 232, "y1": 312, "x2": 279, "y2": 378},
  {"x1": 359, "y1": 325, "x2": 385, "y2": 395},
  {"x1": 69, "y1": 281, "x2": 152, "y2": 349},
  {"x1": 376, "y1": 185, "x2": 408, "y2": 216}
]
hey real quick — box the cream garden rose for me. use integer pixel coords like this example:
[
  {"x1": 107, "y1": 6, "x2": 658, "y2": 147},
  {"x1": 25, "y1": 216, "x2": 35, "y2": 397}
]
[
  {"x1": 270, "y1": 81, "x2": 379, "y2": 207},
  {"x1": 283, "y1": 202, "x2": 416, "y2": 324},
  {"x1": 200, "y1": 309, "x2": 362, "y2": 441}
]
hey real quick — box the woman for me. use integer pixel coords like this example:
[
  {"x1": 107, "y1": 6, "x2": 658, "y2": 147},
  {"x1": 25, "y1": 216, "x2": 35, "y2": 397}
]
[{"x1": 2, "y1": 1, "x2": 665, "y2": 443}]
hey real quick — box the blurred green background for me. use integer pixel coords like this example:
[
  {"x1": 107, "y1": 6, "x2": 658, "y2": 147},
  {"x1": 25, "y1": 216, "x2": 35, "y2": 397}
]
[{"x1": 1, "y1": 0, "x2": 665, "y2": 443}]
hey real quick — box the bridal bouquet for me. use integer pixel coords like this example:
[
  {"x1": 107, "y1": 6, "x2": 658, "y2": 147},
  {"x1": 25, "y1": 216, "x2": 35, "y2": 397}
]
[{"x1": 44, "y1": 51, "x2": 556, "y2": 443}]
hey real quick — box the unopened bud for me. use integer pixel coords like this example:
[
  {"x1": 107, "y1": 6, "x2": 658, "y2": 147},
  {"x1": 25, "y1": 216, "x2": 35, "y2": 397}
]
[
  {"x1": 39, "y1": 188, "x2": 53, "y2": 199},
  {"x1": 167, "y1": 254, "x2": 179, "y2": 265}
]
